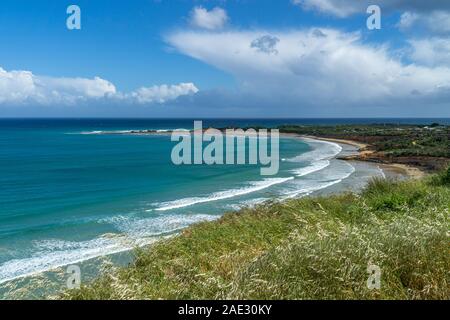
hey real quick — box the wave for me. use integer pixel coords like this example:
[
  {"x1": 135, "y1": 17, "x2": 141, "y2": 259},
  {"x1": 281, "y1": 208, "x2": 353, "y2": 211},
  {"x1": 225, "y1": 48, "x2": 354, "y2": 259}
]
[
  {"x1": 154, "y1": 177, "x2": 295, "y2": 212},
  {"x1": 78, "y1": 130, "x2": 107, "y2": 135},
  {"x1": 282, "y1": 180, "x2": 343, "y2": 200},
  {"x1": 292, "y1": 160, "x2": 330, "y2": 177},
  {"x1": 286, "y1": 138, "x2": 342, "y2": 163},
  {"x1": 0, "y1": 235, "x2": 137, "y2": 285},
  {"x1": 377, "y1": 166, "x2": 386, "y2": 179},
  {"x1": 78, "y1": 130, "x2": 134, "y2": 135},
  {"x1": 77, "y1": 129, "x2": 189, "y2": 135},
  {"x1": 0, "y1": 214, "x2": 216, "y2": 285},
  {"x1": 283, "y1": 163, "x2": 356, "y2": 199},
  {"x1": 224, "y1": 197, "x2": 269, "y2": 211},
  {"x1": 112, "y1": 214, "x2": 218, "y2": 239}
]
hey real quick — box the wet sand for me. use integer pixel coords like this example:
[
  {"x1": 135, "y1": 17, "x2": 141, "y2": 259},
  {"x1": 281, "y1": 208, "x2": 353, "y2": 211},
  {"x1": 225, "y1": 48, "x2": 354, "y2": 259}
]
[{"x1": 283, "y1": 133, "x2": 426, "y2": 179}]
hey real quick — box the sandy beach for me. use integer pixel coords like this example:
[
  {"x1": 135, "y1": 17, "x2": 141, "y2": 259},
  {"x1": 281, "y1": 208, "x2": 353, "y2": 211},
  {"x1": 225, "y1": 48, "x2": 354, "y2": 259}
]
[{"x1": 282, "y1": 133, "x2": 426, "y2": 179}]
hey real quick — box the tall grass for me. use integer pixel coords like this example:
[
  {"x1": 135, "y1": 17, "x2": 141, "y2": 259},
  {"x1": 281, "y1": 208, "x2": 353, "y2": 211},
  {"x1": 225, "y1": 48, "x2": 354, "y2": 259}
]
[
  {"x1": 63, "y1": 171, "x2": 450, "y2": 300},
  {"x1": 443, "y1": 167, "x2": 450, "y2": 185}
]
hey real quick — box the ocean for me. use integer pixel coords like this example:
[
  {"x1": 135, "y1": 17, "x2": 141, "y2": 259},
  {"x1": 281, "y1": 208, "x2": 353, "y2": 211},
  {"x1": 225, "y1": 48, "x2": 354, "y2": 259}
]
[{"x1": 0, "y1": 118, "x2": 447, "y2": 297}]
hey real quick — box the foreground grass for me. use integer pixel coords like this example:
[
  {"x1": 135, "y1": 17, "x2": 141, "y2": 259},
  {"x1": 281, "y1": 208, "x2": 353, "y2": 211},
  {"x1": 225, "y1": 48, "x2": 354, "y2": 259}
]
[{"x1": 64, "y1": 172, "x2": 450, "y2": 300}]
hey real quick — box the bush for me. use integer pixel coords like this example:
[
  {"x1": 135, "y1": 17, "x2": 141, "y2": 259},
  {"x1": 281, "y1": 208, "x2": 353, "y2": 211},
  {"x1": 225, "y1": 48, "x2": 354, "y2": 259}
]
[
  {"x1": 443, "y1": 167, "x2": 450, "y2": 185},
  {"x1": 431, "y1": 166, "x2": 450, "y2": 186},
  {"x1": 362, "y1": 178, "x2": 427, "y2": 211}
]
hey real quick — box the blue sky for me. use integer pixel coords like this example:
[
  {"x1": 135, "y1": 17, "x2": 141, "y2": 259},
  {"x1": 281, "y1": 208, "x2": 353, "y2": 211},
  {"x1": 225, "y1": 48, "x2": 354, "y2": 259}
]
[{"x1": 0, "y1": 0, "x2": 449, "y2": 117}]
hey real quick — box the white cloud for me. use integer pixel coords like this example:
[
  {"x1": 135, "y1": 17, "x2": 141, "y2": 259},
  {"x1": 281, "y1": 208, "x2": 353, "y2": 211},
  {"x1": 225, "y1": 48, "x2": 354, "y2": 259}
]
[
  {"x1": 0, "y1": 68, "x2": 116, "y2": 105},
  {"x1": 293, "y1": 1, "x2": 450, "y2": 37},
  {"x1": 398, "y1": 11, "x2": 418, "y2": 29},
  {"x1": 292, "y1": 0, "x2": 450, "y2": 18},
  {"x1": 190, "y1": 6, "x2": 228, "y2": 30},
  {"x1": 0, "y1": 67, "x2": 198, "y2": 106},
  {"x1": 408, "y1": 38, "x2": 450, "y2": 67},
  {"x1": 0, "y1": 69, "x2": 37, "y2": 104},
  {"x1": 399, "y1": 10, "x2": 450, "y2": 34},
  {"x1": 130, "y1": 83, "x2": 199, "y2": 103},
  {"x1": 167, "y1": 28, "x2": 450, "y2": 107},
  {"x1": 292, "y1": 0, "x2": 363, "y2": 18}
]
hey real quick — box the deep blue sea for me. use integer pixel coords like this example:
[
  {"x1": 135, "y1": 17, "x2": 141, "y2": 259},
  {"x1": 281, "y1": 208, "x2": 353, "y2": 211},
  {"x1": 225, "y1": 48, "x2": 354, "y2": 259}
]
[{"x1": 0, "y1": 118, "x2": 447, "y2": 289}]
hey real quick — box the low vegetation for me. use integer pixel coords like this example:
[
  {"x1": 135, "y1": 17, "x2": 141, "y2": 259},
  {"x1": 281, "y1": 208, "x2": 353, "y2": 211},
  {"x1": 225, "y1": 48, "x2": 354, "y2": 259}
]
[
  {"x1": 63, "y1": 169, "x2": 450, "y2": 300},
  {"x1": 278, "y1": 124, "x2": 450, "y2": 159}
]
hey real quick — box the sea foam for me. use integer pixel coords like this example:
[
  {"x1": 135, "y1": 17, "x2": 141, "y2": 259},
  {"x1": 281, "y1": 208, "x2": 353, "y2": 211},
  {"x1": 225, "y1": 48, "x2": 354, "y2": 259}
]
[
  {"x1": 292, "y1": 160, "x2": 330, "y2": 177},
  {"x1": 153, "y1": 177, "x2": 295, "y2": 212},
  {"x1": 283, "y1": 162, "x2": 356, "y2": 199},
  {"x1": 286, "y1": 138, "x2": 342, "y2": 162},
  {"x1": 0, "y1": 214, "x2": 216, "y2": 284}
]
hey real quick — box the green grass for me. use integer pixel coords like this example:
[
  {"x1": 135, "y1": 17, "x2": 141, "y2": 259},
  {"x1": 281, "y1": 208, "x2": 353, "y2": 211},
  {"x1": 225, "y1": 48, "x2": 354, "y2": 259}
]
[
  {"x1": 63, "y1": 172, "x2": 450, "y2": 300},
  {"x1": 277, "y1": 124, "x2": 450, "y2": 158}
]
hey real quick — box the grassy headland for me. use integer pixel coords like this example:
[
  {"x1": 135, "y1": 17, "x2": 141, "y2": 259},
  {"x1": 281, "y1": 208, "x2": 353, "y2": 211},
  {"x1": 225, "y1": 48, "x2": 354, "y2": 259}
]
[
  {"x1": 64, "y1": 168, "x2": 450, "y2": 300},
  {"x1": 277, "y1": 124, "x2": 450, "y2": 171}
]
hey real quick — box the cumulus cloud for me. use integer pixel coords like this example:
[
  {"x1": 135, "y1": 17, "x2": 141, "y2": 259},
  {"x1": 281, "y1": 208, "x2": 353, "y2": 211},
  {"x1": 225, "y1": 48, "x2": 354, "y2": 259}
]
[
  {"x1": 0, "y1": 68, "x2": 116, "y2": 105},
  {"x1": 0, "y1": 67, "x2": 198, "y2": 106},
  {"x1": 130, "y1": 83, "x2": 199, "y2": 103},
  {"x1": 189, "y1": 6, "x2": 228, "y2": 30},
  {"x1": 292, "y1": 0, "x2": 450, "y2": 18},
  {"x1": 166, "y1": 28, "x2": 450, "y2": 108}
]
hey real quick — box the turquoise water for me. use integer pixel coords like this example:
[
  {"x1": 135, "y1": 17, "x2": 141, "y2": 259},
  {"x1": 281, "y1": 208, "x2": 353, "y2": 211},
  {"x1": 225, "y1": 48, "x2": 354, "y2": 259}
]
[{"x1": 0, "y1": 118, "x2": 423, "y2": 286}]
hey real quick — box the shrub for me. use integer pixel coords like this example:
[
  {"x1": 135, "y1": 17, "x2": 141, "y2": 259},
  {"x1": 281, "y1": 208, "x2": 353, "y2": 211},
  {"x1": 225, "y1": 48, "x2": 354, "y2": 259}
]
[
  {"x1": 430, "y1": 166, "x2": 450, "y2": 186},
  {"x1": 443, "y1": 166, "x2": 450, "y2": 185}
]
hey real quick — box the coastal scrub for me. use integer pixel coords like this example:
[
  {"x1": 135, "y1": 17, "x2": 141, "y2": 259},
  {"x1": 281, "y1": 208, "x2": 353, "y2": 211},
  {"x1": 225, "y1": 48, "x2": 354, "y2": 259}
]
[{"x1": 63, "y1": 170, "x2": 450, "y2": 300}]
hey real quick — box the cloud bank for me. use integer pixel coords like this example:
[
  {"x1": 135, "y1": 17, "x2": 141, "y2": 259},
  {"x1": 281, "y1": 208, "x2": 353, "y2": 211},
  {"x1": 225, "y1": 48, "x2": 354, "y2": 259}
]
[
  {"x1": 129, "y1": 83, "x2": 199, "y2": 104},
  {"x1": 166, "y1": 28, "x2": 450, "y2": 110},
  {"x1": 2, "y1": 4, "x2": 449, "y2": 117},
  {"x1": 292, "y1": 0, "x2": 450, "y2": 18},
  {"x1": 408, "y1": 38, "x2": 450, "y2": 67},
  {"x1": 0, "y1": 67, "x2": 198, "y2": 106}
]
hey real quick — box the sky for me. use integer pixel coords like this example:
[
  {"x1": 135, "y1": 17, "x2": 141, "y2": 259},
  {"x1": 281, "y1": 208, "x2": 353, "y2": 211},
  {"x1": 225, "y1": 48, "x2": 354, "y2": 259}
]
[{"x1": 0, "y1": 0, "x2": 449, "y2": 118}]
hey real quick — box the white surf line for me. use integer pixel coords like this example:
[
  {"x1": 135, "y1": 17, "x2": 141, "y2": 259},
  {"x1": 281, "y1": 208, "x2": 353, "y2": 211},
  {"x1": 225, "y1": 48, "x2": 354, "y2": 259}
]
[
  {"x1": 154, "y1": 136, "x2": 345, "y2": 212},
  {"x1": 283, "y1": 162, "x2": 356, "y2": 200},
  {"x1": 0, "y1": 214, "x2": 218, "y2": 286},
  {"x1": 292, "y1": 160, "x2": 331, "y2": 177},
  {"x1": 75, "y1": 128, "x2": 190, "y2": 135},
  {"x1": 0, "y1": 238, "x2": 141, "y2": 285},
  {"x1": 285, "y1": 137, "x2": 343, "y2": 163},
  {"x1": 377, "y1": 165, "x2": 387, "y2": 179},
  {"x1": 154, "y1": 177, "x2": 295, "y2": 212},
  {"x1": 282, "y1": 179, "x2": 342, "y2": 200}
]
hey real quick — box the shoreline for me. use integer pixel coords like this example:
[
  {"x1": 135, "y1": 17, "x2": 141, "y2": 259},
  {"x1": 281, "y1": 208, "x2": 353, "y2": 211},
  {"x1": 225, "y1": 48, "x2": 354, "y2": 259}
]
[
  {"x1": 0, "y1": 135, "x2": 420, "y2": 298},
  {"x1": 0, "y1": 136, "x2": 350, "y2": 285},
  {"x1": 92, "y1": 129, "x2": 427, "y2": 180},
  {"x1": 282, "y1": 133, "x2": 426, "y2": 179}
]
